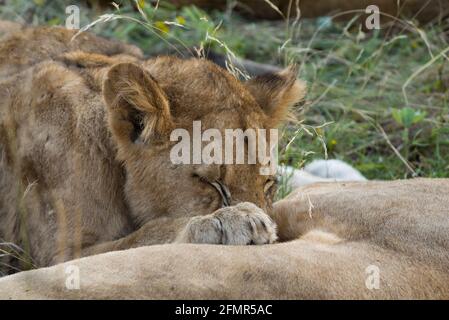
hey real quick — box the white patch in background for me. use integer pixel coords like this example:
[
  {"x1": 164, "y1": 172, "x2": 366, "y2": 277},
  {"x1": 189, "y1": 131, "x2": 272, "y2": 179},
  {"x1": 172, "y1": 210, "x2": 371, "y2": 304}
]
[
  {"x1": 280, "y1": 159, "x2": 367, "y2": 189},
  {"x1": 304, "y1": 159, "x2": 367, "y2": 181}
]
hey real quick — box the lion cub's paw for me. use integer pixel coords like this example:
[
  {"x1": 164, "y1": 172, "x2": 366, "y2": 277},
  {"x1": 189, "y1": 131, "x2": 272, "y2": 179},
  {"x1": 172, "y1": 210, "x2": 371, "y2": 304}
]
[{"x1": 177, "y1": 202, "x2": 278, "y2": 245}]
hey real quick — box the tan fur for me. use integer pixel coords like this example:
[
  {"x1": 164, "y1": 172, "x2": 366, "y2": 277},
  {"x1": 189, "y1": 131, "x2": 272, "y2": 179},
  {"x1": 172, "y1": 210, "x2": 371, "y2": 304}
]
[
  {"x1": 0, "y1": 23, "x2": 305, "y2": 271},
  {"x1": 0, "y1": 179, "x2": 448, "y2": 299}
]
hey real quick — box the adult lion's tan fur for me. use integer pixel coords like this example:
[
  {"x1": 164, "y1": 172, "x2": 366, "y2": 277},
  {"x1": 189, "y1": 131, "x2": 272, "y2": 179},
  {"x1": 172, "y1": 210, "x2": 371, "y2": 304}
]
[
  {"x1": 0, "y1": 23, "x2": 306, "y2": 270},
  {"x1": 0, "y1": 179, "x2": 448, "y2": 299}
]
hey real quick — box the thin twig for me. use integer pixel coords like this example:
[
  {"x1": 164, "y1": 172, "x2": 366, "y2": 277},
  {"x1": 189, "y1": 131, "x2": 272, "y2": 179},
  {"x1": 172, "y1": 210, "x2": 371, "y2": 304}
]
[{"x1": 376, "y1": 124, "x2": 417, "y2": 177}]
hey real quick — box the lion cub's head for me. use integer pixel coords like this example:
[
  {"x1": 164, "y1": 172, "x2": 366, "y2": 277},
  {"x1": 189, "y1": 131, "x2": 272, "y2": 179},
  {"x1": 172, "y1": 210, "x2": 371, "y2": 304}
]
[{"x1": 102, "y1": 57, "x2": 305, "y2": 225}]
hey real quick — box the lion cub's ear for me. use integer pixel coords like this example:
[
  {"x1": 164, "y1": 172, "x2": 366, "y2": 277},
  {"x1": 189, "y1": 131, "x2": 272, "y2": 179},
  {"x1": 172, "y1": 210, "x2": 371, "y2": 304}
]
[
  {"x1": 103, "y1": 63, "x2": 174, "y2": 149},
  {"x1": 245, "y1": 66, "x2": 306, "y2": 127}
]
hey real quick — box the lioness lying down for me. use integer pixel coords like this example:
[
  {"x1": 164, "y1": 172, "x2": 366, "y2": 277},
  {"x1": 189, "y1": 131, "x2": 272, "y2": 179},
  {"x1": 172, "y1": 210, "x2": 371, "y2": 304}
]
[
  {"x1": 0, "y1": 179, "x2": 448, "y2": 299},
  {"x1": 0, "y1": 22, "x2": 306, "y2": 270}
]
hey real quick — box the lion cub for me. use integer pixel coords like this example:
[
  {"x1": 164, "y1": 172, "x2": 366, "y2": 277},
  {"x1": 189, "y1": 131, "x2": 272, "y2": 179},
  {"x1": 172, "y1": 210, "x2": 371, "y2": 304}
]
[{"x1": 0, "y1": 23, "x2": 305, "y2": 269}]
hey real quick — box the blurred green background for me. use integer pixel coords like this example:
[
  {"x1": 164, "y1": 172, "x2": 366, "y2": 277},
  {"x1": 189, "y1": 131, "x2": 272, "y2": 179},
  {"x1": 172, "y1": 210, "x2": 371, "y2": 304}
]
[{"x1": 1, "y1": 0, "x2": 448, "y2": 184}]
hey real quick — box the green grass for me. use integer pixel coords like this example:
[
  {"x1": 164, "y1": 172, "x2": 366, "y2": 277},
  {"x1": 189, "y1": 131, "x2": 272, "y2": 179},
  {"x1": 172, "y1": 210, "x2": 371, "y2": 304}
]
[{"x1": 1, "y1": 0, "x2": 448, "y2": 181}]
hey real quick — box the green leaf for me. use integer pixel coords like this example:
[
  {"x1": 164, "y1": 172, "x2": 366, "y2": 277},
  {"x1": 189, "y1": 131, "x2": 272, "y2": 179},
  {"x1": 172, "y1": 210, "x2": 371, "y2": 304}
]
[
  {"x1": 412, "y1": 111, "x2": 427, "y2": 124},
  {"x1": 47, "y1": 17, "x2": 61, "y2": 26},
  {"x1": 33, "y1": 0, "x2": 45, "y2": 6},
  {"x1": 402, "y1": 108, "x2": 416, "y2": 128},
  {"x1": 392, "y1": 108, "x2": 403, "y2": 125},
  {"x1": 391, "y1": 107, "x2": 426, "y2": 128}
]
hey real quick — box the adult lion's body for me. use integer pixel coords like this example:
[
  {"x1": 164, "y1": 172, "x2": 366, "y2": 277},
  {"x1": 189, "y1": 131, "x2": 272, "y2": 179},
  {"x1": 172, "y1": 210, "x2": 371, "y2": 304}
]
[
  {"x1": 0, "y1": 22, "x2": 306, "y2": 271},
  {"x1": 1, "y1": 179, "x2": 448, "y2": 299}
]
